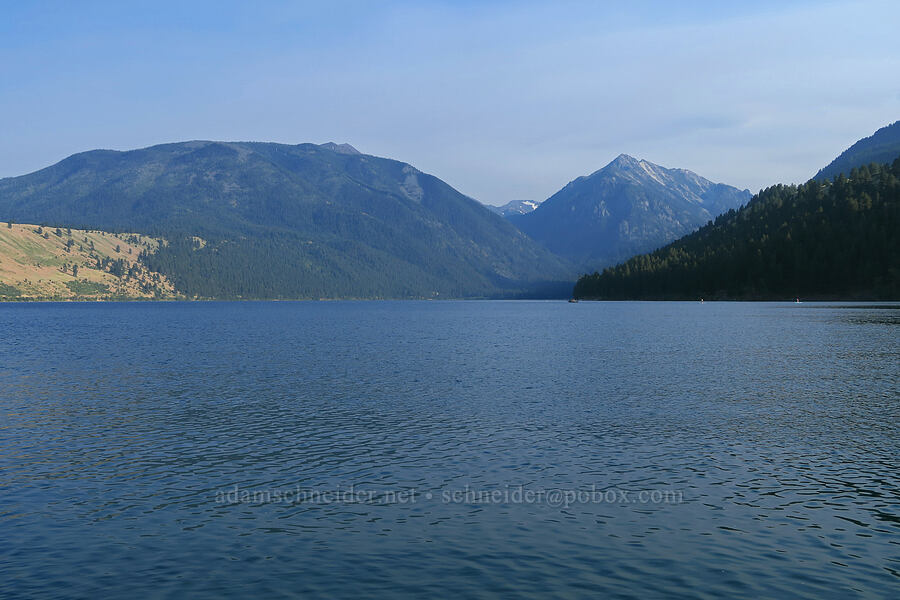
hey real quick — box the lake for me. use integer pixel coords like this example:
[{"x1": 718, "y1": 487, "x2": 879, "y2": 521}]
[{"x1": 1, "y1": 301, "x2": 898, "y2": 598}]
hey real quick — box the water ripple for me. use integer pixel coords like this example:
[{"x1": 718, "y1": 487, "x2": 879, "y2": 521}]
[{"x1": 1, "y1": 301, "x2": 898, "y2": 598}]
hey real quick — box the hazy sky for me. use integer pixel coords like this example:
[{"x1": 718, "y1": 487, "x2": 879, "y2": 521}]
[{"x1": 2, "y1": 1, "x2": 898, "y2": 204}]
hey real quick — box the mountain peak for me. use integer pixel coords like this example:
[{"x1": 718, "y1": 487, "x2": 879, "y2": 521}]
[
  {"x1": 596, "y1": 153, "x2": 676, "y2": 187},
  {"x1": 512, "y1": 155, "x2": 751, "y2": 270},
  {"x1": 486, "y1": 199, "x2": 542, "y2": 218},
  {"x1": 609, "y1": 153, "x2": 641, "y2": 167},
  {"x1": 318, "y1": 142, "x2": 360, "y2": 155}
]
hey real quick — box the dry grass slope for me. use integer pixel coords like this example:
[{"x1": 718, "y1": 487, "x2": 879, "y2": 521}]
[{"x1": 0, "y1": 223, "x2": 179, "y2": 300}]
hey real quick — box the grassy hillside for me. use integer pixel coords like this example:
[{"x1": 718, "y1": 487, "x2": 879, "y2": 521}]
[{"x1": 0, "y1": 222, "x2": 177, "y2": 300}]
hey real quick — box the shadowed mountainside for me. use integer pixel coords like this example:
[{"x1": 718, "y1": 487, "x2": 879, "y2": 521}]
[{"x1": 814, "y1": 121, "x2": 900, "y2": 182}]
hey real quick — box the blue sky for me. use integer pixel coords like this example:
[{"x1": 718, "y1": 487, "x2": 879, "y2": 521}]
[{"x1": 1, "y1": 0, "x2": 898, "y2": 203}]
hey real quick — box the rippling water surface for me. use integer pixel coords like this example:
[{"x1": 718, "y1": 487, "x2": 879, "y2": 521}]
[{"x1": 1, "y1": 301, "x2": 898, "y2": 598}]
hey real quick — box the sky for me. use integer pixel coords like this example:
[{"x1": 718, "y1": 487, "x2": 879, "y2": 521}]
[{"x1": 1, "y1": 0, "x2": 898, "y2": 204}]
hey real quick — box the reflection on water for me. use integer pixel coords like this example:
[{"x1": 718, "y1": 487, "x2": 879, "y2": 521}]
[{"x1": 0, "y1": 301, "x2": 898, "y2": 598}]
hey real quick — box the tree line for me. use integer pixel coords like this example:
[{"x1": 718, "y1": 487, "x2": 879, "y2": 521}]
[{"x1": 574, "y1": 160, "x2": 900, "y2": 300}]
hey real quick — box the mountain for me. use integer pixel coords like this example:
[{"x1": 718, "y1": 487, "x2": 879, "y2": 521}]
[
  {"x1": 486, "y1": 199, "x2": 542, "y2": 218},
  {"x1": 317, "y1": 142, "x2": 361, "y2": 155},
  {"x1": 509, "y1": 154, "x2": 750, "y2": 270},
  {"x1": 0, "y1": 141, "x2": 572, "y2": 299},
  {"x1": 815, "y1": 121, "x2": 900, "y2": 181},
  {"x1": 574, "y1": 159, "x2": 900, "y2": 300}
]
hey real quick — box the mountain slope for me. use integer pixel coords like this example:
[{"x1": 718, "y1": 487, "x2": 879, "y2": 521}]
[
  {"x1": 510, "y1": 154, "x2": 750, "y2": 270},
  {"x1": 815, "y1": 121, "x2": 900, "y2": 181},
  {"x1": 574, "y1": 159, "x2": 900, "y2": 300},
  {"x1": 0, "y1": 222, "x2": 176, "y2": 300},
  {"x1": 486, "y1": 199, "x2": 542, "y2": 218},
  {"x1": 0, "y1": 141, "x2": 573, "y2": 298}
]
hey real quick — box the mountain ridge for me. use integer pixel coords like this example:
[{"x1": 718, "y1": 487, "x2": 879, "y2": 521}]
[
  {"x1": 486, "y1": 199, "x2": 542, "y2": 218},
  {"x1": 814, "y1": 121, "x2": 900, "y2": 181},
  {"x1": 0, "y1": 140, "x2": 573, "y2": 299}
]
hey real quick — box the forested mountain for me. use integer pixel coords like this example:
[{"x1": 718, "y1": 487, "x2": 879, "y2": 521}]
[
  {"x1": 574, "y1": 160, "x2": 900, "y2": 300},
  {"x1": 509, "y1": 154, "x2": 750, "y2": 270},
  {"x1": 0, "y1": 141, "x2": 572, "y2": 298},
  {"x1": 815, "y1": 121, "x2": 900, "y2": 181},
  {"x1": 486, "y1": 199, "x2": 541, "y2": 217}
]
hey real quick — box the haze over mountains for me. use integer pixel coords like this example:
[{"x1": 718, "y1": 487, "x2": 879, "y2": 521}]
[
  {"x1": 0, "y1": 141, "x2": 572, "y2": 299},
  {"x1": 487, "y1": 200, "x2": 542, "y2": 218},
  {"x1": 1, "y1": 120, "x2": 896, "y2": 301},
  {"x1": 0, "y1": 140, "x2": 751, "y2": 300},
  {"x1": 509, "y1": 154, "x2": 750, "y2": 270}
]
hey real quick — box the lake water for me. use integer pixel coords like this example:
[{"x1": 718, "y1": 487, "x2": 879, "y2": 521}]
[{"x1": 1, "y1": 301, "x2": 898, "y2": 598}]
